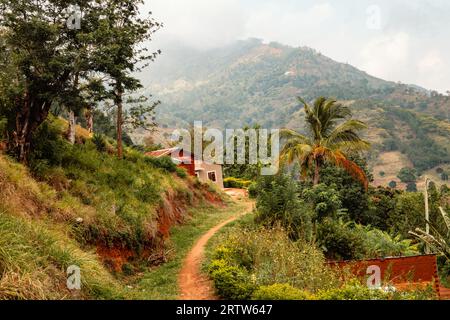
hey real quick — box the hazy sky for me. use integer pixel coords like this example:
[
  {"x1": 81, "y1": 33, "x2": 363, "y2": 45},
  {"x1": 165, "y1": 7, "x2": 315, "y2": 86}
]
[{"x1": 145, "y1": 0, "x2": 450, "y2": 92}]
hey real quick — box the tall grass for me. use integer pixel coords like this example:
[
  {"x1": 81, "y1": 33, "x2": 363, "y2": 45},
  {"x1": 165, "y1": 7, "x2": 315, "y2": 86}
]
[{"x1": 0, "y1": 209, "x2": 127, "y2": 299}]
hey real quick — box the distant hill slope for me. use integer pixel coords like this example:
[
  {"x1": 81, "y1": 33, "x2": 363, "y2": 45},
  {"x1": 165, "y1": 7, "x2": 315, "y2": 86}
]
[{"x1": 142, "y1": 39, "x2": 450, "y2": 180}]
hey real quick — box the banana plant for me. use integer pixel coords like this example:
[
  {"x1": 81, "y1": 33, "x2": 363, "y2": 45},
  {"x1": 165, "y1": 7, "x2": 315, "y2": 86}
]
[{"x1": 409, "y1": 207, "x2": 450, "y2": 260}]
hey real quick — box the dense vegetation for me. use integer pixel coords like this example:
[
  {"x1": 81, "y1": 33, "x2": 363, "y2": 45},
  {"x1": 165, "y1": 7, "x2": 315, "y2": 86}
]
[{"x1": 206, "y1": 99, "x2": 450, "y2": 299}]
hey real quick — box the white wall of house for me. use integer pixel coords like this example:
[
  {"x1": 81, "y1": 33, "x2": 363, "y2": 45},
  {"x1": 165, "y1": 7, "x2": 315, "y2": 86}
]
[{"x1": 195, "y1": 162, "x2": 224, "y2": 189}]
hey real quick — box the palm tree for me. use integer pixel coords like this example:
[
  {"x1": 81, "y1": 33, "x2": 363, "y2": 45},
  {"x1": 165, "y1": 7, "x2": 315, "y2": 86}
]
[{"x1": 280, "y1": 97, "x2": 370, "y2": 189}]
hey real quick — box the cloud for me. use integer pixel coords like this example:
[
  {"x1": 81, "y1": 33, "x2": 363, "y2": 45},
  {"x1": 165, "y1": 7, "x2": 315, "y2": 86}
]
[
  {"x1": 360, "y1": 32, "x2": 410, "y2": 80},
  {"x1": 417, "y1": 50, "x2": 450, "y2": 91},
  {"x1": 418, "y1": 50, "x2": 445, "y2": 73},
  {"x1": 147, "y1": 0, "x2": 246, "y2": 49},
  {"x1": 244, "y1": 3, "x2": 335, "y2": 47}
]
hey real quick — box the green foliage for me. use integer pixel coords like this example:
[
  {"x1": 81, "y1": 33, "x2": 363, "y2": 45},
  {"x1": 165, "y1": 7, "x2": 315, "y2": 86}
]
[
  {"x1": 223, "y1": 177, "x2": 252, "y2": 189},
  {"x1": 317, "y1": 218, "x2": 367, "y2": 261},
  {"x1": 223, "y1": 124, "x2": 265, "y2": 181},
  {"x1": 363, "y1": 187, "x2": 400, "y2": 230},
  {"x1": 316, "y1": 280, "x2": 436, "y2": 300},
  {"x1": 316, "y1": 281, "x2": 388, "y2": 300},
  {"x1": 356, "y1": 225, "x2": 419, "y2": 258},
  {"x1": 247, "y1": 182, "x2": 258, "y2": 198},
  {"x1": 406, "y1": 182, "x2": 418, "y2": 192},
  {"x1": 441, "y1": 172, "x2": 449, "y2": 181},
  {"x1": 144, "y1": 156, "x2": 178, "y2": 173},
  {"x1": 254, "y1": 174, "x2": 313, "y2": 241},
  {"x1": 382, "y1": 138, "x2": 399, "y2": 152},
  {"x1": 317, "y1": 218, "x2": 419, "y2": 261},
  {"x1": 388, "y1": 181, "x2": 397, "y2": 189},
  {"x1": 397, "y1": 167, "x2": 417, "y2": 183},
  {"x1": 92, "y1": 134, "x2": 107, "y2": 153},
  {"x1": 319, "y1": 156, "x2": 372, "y2": 223},
  {"x1": 208, "y1": 227, "x2": 340, "y2": 299},
  {"x1": 208, "y1": 259, "x2": 255, "y2": 300},
  {"x1": 175, "y1": 167, "x2": 188, "y2": 179},
  {"x1": 252, "y1": 284, "x2": 312, "y2": 300},
  {"x1": 301, "y1": 184, "x2": 342, "y2": 220},
  {"x1": 29, "y1": 117, "x2": 70, "y2": 168}
]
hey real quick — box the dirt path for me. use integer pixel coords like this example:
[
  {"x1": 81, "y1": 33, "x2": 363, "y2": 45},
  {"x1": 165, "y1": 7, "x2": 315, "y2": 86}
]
[{"x1": 178, "y1": 189, "x2": 253, "y2": 300}]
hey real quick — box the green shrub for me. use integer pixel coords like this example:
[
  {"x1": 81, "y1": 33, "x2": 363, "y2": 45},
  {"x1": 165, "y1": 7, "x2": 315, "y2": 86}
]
[
  {"x1": 247, "y1": 182, "x2": 258, "y2": 198},
  {"x1": 176, "y1": 167, "x2": 188, "y2": 179},
  {"x1": 301, "y1": 183, "x2": 342, "y2": 220},
  {"x1": 360, "y1": 227, "x2": 419, "y2": 258},
  {"x1": 397, "y1": 167, "x2": 417, "y2": 183},
  {"x1": 316, "y1": 281, "x2": 436, "y2": 300},
  {"x1": 255, "y1": 174, "x2": 314, "y2": 241},
  {"x1": 317, "y1": 218, "x2": 367, "y2": 261},
  {"x1": 208, "y1": 259, "x2": 255, "y2": 300},
  {"x1": 406, "y1": 182, "x2": 418, "y2": 192},
  {"x1": 30, "y1": 119, "x2": 69, "y2": 167},
  {"x1": 92, "y1": 134, "x2": 107, "y2": 152},
  {"x1": 223, "y1": 177, "x2": 252, "y2": 189},
  {"x1": 208, "y1": 227, "x2": 340, "y2": 297},
  {"x1": 252, "y1": 284, "x2": 312, "y2": 300},
  {"x1": 316, "y1": 281, "x2": 388, "y2": 300},
  {"x1": 145, "y1": 156, "x2": 177, "y2": 172}
]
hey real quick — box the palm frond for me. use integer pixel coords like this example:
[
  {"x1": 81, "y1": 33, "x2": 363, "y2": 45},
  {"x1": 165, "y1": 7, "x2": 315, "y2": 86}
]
[
  {"x1": 331, "y1": 151, "x2": 369, "y2": 190},
  {"x1": 279, "y1": 128, "x2": 310, "y2": 142}
]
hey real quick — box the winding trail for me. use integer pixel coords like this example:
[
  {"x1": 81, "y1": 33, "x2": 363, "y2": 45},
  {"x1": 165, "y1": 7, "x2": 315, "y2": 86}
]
[{"x1": 178, "y1": 189, "x2": 254, "y2": 300}]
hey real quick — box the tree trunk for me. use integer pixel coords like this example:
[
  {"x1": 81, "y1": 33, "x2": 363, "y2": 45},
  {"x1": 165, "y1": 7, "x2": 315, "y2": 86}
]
[
  {"x1": 313, "y1": 160, "x2": 320, "y2": 185},
  {"x1": 13, "y1": 93, "x2": 50, "y2": 163},
  {"x1": 68, "y1": 110, "x2": 76, "y2": 144},
  {"x1": 85, "y1": 108, "x2": 94, "y2": 133},
  {"x1": 116, "y1": 84, "x2": 124, "y2": 159},
  {"x1": 68, "y1": 73, "x2": 79, "y2": 144}
]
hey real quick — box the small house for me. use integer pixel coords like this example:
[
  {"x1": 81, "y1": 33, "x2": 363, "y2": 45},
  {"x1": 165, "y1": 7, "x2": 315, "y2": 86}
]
[{"x1": 145, "y1": 147, "x2": 224, "y2": 189}]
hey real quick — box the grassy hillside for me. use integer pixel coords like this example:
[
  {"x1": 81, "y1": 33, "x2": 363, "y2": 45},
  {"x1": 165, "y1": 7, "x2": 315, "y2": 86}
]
[{"x1": 0, "y1": 117, "x2": 227, "y2": 299}]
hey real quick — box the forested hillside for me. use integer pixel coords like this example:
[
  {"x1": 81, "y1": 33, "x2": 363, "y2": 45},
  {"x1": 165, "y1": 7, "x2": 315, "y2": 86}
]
[{"x1": 143, "y1": 39, "x2": 450, "y2": 181}]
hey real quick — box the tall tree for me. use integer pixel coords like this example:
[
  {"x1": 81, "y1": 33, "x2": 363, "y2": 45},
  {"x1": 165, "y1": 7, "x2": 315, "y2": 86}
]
[
  {"x1": 0, "y1": 0, "x2": 103, "y2": 162},
  {"x1": 92, "y1": 0, "x2": 161, "y2": 158},
  {"x1": 280, "y1": 97, "x2": 370, "y2": 188}
]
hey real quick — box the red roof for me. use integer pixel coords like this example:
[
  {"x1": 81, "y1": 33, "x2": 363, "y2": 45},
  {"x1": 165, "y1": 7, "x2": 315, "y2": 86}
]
[
  {"x1": 145, "y1": 147, "x2": 193, "y2": 163},
  {"x1": 145, "y1": 147, "x2": 178, "y2": 158}
]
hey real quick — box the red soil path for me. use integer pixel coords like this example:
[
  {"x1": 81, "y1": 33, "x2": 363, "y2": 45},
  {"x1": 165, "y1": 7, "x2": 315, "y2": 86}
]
[{"x1": 178, "y1": 189, "x2": 253, "y2": 300}]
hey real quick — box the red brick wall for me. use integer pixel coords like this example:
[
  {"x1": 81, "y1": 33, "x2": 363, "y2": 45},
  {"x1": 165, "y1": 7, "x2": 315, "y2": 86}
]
[{"x1": 328, "y1": 255, "x2": 441, "y2": 295}]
